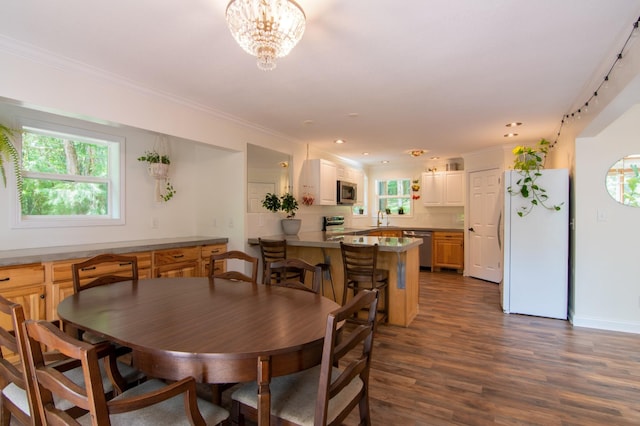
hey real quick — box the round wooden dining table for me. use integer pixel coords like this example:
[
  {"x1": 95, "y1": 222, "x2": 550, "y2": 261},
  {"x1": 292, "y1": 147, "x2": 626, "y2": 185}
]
[{"x1": 57, "y1": 277, "x2": 340, "y2": 426}]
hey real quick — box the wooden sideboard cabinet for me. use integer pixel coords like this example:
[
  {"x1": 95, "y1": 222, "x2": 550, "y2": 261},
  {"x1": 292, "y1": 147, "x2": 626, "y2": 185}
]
[
  {"x1": 1, "y1": 241, "x2": 227, "y2": 327},
  {"x1": 200, "y1": 244, "x2": 227, "y2": 277},
  {"x1": 0, "y1": 263, "x2": 46, "y2": 363},
  {"x1": 48, "y1": 252, "x2": 152, "y2": 320},
  {"x1": 153, "y1": 247, "x2": 201, "y2": 277},
  {"x1": 432, "y1": 231, "x2": 464, "y2": 273}
]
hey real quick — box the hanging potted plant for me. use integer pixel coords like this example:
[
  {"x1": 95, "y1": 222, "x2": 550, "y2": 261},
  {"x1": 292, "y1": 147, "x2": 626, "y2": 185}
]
[
  {"x1": 0, "y1": 124, "x2": 23, "y2": 200},
  {"x1": 507, "y1": 138, "x2": 563, "y2": 217},
  {"x1": 138, "y1": 150, "x2": 171, "y2": 178},
  {"x1": 262, "y1": 192, "x2": 301, "y2": 235},
  {"x1": 137, "y1": 150, "x2": 176, "y2": 202}
]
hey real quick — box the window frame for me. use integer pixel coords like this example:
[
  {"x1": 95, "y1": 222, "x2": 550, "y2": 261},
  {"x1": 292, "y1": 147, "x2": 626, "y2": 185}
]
[
  {"x1": 12, "y1": 118, "x2": 126, "y2": 229},
  {"x1": 376, "y1": 177, "x2": 412, "y2": 216}
]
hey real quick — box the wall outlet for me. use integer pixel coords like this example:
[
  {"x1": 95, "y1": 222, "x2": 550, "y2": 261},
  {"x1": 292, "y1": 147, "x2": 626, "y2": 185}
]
[{"x1": 150, "y1": 217, "x2": 159, "y2": 229}]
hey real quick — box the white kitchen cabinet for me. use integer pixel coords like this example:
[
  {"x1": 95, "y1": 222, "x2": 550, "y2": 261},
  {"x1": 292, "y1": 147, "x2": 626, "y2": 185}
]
[
  {"x1": 352, "y1": 168, "x2": 365, "y2": 206},
  {"x1": 422, "y1": 171, "x2": 464, "y2": 206},
  {"x1": 303, "y1": 159, "x2": 337, "y2": 205}
]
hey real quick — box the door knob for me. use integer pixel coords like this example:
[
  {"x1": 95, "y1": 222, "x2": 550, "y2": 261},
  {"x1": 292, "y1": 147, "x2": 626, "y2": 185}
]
[{"x1": 468, "y1": 227, "x2": 475, "y2": 232}]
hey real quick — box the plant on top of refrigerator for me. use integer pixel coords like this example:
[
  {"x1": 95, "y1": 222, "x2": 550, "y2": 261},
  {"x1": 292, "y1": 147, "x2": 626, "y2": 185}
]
[{"x1": 507, "y1": 138, "x2": 563, "y2": 217}]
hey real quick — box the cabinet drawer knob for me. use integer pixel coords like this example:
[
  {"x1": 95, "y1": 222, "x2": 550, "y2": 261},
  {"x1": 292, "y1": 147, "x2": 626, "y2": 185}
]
[
  {"x1": 173, "y1": 254, "x2": 185, "y2": 259},
  {"x1": 81, "y1": 266, "x2": 97, "y2": 272},
  {"x1": 40, "y1": 294, "x2": 45, "y2": 299}
]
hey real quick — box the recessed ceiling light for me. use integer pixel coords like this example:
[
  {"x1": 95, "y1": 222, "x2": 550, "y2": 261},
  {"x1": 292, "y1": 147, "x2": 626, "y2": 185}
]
[
  {"x1": 430, "y1": 156, "x2": 440, "y2": 160},
  {"x1": 334, "y1": 139, "x2": 345, "y2": 144},
  {"x1": 303, "y1": 119, "x2": 314, "y2": 125},
  {"x1": 348, "y1": 113, "x2": 359, "y2": 118},
  {"x1": 505, "y1": 122, "x2": 522, "y2": 127},
  {"x1": 362, "y1": 152, "x2": 369, "y2": 156},
  {"x1": 409, "y1": 149, "x2": 425, "y2": 157},
  {"x1": 504, "y1": 133, "x2": 519, "y2": 138},
  {"x1": 381, "y1": 160, "x2": 389, "y2": 164}
]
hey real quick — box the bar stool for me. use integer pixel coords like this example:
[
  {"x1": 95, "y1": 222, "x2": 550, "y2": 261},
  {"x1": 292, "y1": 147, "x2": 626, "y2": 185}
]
[
  {"x1": 340, "y1": 242, "x2": 389, "y2": 323},
  {"x1": 258, "y1": 238, "x2": 302, "y2": 284}
]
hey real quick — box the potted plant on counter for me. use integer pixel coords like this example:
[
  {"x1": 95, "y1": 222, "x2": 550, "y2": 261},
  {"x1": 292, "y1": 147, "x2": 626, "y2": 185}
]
[{"x1": 262, "y1": 192, "x2": 301, "y2": 235}]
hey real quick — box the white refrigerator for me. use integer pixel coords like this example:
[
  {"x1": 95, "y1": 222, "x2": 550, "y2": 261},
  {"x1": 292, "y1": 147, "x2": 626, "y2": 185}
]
[{"x1": 500, "y1": 168, "x2": 569, "y2": 319}]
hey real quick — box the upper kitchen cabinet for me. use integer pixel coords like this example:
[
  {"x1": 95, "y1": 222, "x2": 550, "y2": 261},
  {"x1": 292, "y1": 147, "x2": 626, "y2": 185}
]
[
  {"x1": 302, "y1": 159, "x2": 337, "y2": 205},
  {"x1": 421, "y1": 171, "x2": 464, "y2": 206}
]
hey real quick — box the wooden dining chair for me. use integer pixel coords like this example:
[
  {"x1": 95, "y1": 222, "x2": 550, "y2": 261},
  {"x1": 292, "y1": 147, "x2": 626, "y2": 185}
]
[
  {"x1": 72, "y1": 253, "x2": 139, "y2": 294},
  {"x1": 231, "y1": 289, "x2": 379, "y2": 426},
  {"x1": 0, "y1": 296, "x2": 143, "y2": 426},
  {"x1": 209, "y1": 250, "x2": 259, "y2": 284},
  {"x1": 265, "y1": 258, "x2": 322, "y2": 294},
  {"x1": 71, "y1": 254, "x2": 139, "y2": 348},
  {"x1": 340, "y1": 242, "x2": 389, "y2": 323},
  {"x1": 23, "y1": 319, "x2": 229, "y2": 426},
  {"x1": 258, "y1": 238, "x2": 302, "y2": 284}
]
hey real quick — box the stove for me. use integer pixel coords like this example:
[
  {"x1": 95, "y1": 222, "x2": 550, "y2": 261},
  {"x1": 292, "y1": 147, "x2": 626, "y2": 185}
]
[{"x1": 322, "y1": 216, "x2": 345, "y2": 233}]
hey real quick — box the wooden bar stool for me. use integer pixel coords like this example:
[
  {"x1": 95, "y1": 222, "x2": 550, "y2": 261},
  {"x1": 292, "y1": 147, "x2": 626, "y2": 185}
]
[
  {"x1": 340, "y1": 242, "x2": 389, "y2": 323},
  {"x1": 258, "y1": 238, "x2": 302, "y2": 284}
]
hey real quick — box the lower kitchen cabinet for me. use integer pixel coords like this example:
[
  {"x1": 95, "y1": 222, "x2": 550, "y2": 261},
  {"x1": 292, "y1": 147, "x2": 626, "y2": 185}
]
[
  {"x1": 1, "y1": 241, "x2": 228, "y2": 326},
  {"x1": 0, "y1": 264, "x2": 46, "y2": 363},
  {"x1": 200, "y1": 244, "x2": 227, "y2": 277},
  {"x1": 432, "y1": 231, "x2": 464, "y2": 273},
  {"x1": 367, "y1": 229, "x2": 403, "y2": 238},
  {"x1": 153, "y1": 247, "x2": 201, "y2": 277}
]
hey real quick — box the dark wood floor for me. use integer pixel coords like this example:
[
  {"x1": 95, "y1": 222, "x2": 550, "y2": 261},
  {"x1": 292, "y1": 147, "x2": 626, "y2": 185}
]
[
  {"x1": 340, "y1": 270, "x2": 640, "y2": 425},
  {"x1": 223, "y1": 271, "x2": 640, "y2": 425}
]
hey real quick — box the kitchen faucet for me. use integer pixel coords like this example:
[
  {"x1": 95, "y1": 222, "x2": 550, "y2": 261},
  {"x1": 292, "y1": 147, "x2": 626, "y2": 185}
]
[{"x1": 377, "y1": 210, "x2": 384, "y2": 227}]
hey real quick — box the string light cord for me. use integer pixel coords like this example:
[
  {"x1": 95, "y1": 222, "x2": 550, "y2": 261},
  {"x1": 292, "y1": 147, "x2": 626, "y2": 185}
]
[{"x1": 552, "y1": 15, "x2": 640, "y2": 148}]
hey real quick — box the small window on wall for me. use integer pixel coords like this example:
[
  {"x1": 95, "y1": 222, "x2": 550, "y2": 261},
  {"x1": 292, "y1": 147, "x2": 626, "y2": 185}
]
[
  {"x1": 377, "y1": 178, "x2": 411, "y2": 215},
  {"x1": 16, "y1": 120, "x2": 125, "y2": 228}
]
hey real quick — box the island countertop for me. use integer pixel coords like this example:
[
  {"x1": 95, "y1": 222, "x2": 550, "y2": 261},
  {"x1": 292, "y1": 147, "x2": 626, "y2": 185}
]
[{"x1": 248, "y1": 231, "x2": 422, "y2": 251}]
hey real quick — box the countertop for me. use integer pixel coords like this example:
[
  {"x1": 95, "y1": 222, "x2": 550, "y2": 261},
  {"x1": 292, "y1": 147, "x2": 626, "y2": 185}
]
[
  {"x1": 0, "y1": 236, "x2": 229, "y2": 266},
  {"x1": 248, "y1": 231, "x2": 422, "y2": 252}
]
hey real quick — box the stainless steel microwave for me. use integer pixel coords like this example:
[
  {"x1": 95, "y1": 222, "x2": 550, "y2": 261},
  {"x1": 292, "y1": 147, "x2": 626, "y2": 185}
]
[{"x1": 337, "y1": 180, "x2": 357, "y2": 204}]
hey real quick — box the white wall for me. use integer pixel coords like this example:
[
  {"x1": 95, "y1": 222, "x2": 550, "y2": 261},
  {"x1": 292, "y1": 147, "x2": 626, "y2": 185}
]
[
  {"x1": 0, "y1": 103, "x2": 242, "y2": 250},
  {"x1": 0, "y1": 41, "x2": 296, "y2": 251},
  {"x1": 573, "y1": 103, "x2": 640, "y2": 333}
]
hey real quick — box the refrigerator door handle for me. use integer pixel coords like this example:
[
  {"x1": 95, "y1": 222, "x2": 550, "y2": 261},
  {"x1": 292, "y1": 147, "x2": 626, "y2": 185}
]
[{"x1": 497, "y1": 210, "x2": 502, "y2": 250}]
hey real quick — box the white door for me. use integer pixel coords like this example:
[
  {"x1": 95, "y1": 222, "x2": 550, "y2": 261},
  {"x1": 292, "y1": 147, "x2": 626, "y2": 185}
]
[
  {"x1": 247, "y1": 182, "x2": 275, "y2": 213},
  {"x1": 468, "y1": 169, "x2": 502, "y2": 283}
]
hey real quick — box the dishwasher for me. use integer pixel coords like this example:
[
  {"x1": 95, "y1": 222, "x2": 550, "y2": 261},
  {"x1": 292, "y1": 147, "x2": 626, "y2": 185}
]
[{"x1": 404, "y1": 230, "x2": 433, "y2": 270}]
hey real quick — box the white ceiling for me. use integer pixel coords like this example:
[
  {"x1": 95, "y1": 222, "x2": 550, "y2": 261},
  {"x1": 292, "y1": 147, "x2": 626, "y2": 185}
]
[{"x1": 2, "y1": 0, "x2": 640, "y2": 166}]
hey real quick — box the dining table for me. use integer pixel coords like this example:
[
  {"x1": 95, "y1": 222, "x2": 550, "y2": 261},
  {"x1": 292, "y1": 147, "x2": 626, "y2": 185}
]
[{"x1": 57, "y1": 277, "x2": 341, "y2": 426}]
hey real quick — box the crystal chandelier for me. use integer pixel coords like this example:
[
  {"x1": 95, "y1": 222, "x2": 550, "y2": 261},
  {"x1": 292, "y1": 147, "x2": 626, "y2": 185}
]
[{"x1": 225, "y1": 0, "x2": 306, "y2": 71}]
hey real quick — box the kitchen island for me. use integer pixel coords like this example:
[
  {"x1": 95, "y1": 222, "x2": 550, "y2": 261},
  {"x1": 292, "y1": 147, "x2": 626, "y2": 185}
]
[{"x1": 249, "y1": 232, "x2": 422, "y2": 327}]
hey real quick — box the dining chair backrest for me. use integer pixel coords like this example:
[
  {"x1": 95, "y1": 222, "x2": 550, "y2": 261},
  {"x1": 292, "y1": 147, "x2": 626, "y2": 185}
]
[
  {"x1": 71, "y1": 253, "x2": 139, "y2": 294},
  {"x1": 340, "y1": 242, "x2": 380, "y2": 285},
  {"x1": 265, "y1": 258, "x2": 322, "y2": 294},
  {"x1": 315, "y1": 289, "x2": 379, "y2": 425},
  {"x1": 210, "y1": 250, "x2": 259, "y2": 284},
  {"x1": 0, "y1": 295, "x2": 39, "y2": 425},
  {"x1": 22, "y1": 319, "x2": 224, "y2": 426}
]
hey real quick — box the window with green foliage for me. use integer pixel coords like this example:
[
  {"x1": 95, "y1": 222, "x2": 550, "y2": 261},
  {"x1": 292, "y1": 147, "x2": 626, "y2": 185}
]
[
  {"x1": 17, "y1": 121, "x2": 124, "y2": 227},
  {"x1": 377, "y1": 178, "x2": 411, "y2": 215}
]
